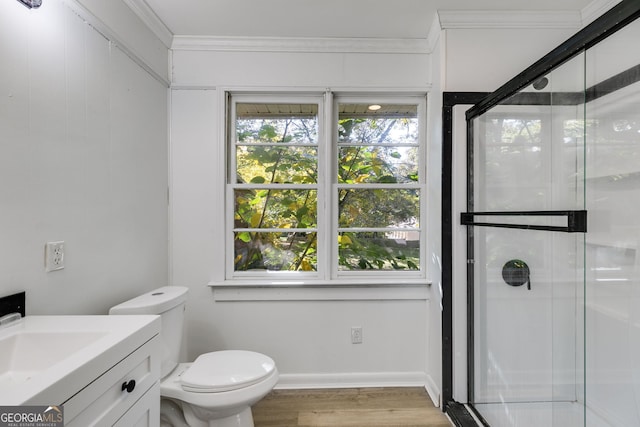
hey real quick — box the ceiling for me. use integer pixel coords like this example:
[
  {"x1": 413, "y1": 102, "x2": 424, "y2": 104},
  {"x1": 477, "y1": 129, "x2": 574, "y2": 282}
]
[{"x1": 142, "y1": 0, "x2": 599, "y2": 40}]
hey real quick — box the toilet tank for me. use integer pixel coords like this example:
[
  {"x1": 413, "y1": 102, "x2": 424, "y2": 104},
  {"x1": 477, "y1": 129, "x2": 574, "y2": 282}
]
[{"x1": 109, "y1": 286, "x2": 189, "y2": 378}]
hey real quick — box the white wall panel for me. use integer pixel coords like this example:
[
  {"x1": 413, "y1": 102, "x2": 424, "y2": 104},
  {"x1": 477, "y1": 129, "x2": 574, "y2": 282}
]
[
  {"x1": 425, "y1": 35, "x2": 444, "y2": 405},
  {"x1": 75, "y1": 0, "x2": 169, "y2": 83},
  {"x1": 185, "y1": 296, "x2": 428, "y2": 387},
  {"x1": 171, "y1": 50, "x2": 430, "y2": 89},
  {"x1": 169, "y1": 89, "x2": 219, "y2": 289},
  {"x1": 0, "y1": 0, "x2": 168, "y2": 315}
]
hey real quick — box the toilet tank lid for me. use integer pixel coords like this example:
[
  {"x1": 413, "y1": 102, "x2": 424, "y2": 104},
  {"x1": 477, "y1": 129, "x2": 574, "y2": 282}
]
[{"x1": 109, "y1": 286, "x2": 189, "y2": 315}]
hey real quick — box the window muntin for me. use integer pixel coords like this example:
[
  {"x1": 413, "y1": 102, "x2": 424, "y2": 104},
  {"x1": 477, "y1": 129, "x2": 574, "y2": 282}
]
[{"x1": 227, "y1": 94, "x2": 425, "y2": 281}]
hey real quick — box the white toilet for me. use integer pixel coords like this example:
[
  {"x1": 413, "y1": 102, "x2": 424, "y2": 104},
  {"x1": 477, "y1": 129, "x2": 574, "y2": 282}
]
[{"x1": 109, "y1": 286, "x2": 278, "y2": 427}]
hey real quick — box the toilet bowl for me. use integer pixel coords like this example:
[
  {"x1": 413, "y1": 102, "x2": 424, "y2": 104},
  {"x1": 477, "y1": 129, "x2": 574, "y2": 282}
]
[
  {"x1": 109, "y1": 286, "x2": 278, "y2": 427},
  {"x1": 161, "y1": 352, "x2": 278, "y2": 427}
]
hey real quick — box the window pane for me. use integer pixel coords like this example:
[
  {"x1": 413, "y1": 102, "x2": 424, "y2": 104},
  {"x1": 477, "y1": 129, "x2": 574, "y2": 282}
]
[
  {"x1": 235, "y1": 189, "x2": 317, "y2": 229},
  {"x1": 237, "y1": 146, "x2": 317, "y2": 184},
  {"x1": 338, "y1": 232, "x2": 420, "y2": 271},
  {"x1": 338, "y1": 146, "x2": 418, "y2": 184},
  {"x1": 337, "y1": 103, "x2": 419, "y2": 184},
  {"x1": 235, "y1": 103, "x2": 318, "y2": 144},
  {"x1": 235, "y1": 102, "x2": 319, "y2": 184},
  {"x1": 338, "y1": 104, "x2": 418, "y2": 145},
  {"x1": 234, "y1": 231, "x2": 317, "y2": 271},
  {"x1": 338, "y1": 189, "x2": 420, "y2": 228}
]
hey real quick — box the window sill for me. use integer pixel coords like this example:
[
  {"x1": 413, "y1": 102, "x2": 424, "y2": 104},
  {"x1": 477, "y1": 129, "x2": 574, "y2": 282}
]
[{"x1": 207, "y1": 279, "x2": 431, "y2": 301}]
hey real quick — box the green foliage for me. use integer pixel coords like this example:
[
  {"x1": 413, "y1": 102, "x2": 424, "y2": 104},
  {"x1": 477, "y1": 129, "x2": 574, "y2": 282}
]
[
  {"x1": 338, "y1": 188, "x2": 419, "y2": 229},
  {"x1": 337, "y1": 232, "x2": 419, "y2": 271},
  {"x1": 234, "y1": 114, "x2": 319, "y2": 271},
  {"x1": 233, "y1": 111, "x2": 420, "y2": 272},
  {"x1": 334, "y1": 116, "x2": 420, "y2": 270}
]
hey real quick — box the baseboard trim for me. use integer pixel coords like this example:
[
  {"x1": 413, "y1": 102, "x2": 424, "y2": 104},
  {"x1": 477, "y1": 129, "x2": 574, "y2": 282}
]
[
  {"x1": 275, "y1": 372, "x2": 427, "y2": 390},
  {"x1": 424, "y1": 374, "x2": 441, "y2": 407}
]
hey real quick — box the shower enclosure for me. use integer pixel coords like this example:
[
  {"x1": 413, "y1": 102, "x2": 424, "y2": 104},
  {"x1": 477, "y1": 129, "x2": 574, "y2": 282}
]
[{"x1": 460, "y1": 1, "x2": 640, "y2": 426}]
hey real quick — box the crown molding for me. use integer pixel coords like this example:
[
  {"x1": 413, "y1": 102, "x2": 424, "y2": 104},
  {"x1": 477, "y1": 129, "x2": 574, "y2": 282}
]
[
  {"x1": 426, "y1": 12, "x2": 442, "y2": 53},
  {"x1": 171, "y1": 36, "x2": 430, "y2": 54},
  {"x1": 437, "y1": 10, "x2": 582, "y2": 29},
  {"x1": 122, "y1": 0, "x2": 173, "y2": 48}
]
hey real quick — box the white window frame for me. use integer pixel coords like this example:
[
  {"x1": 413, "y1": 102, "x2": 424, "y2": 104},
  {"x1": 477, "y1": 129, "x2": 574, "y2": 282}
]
[
  {"x1": 331, "y1": 94, "x2": 427, "y2": 281},
  {"x1": 225, "y1": 92, "x2": 326, "y2": 282},
  {"x1": 222, "y1": 90, "x2": 427, "y2": 285}
]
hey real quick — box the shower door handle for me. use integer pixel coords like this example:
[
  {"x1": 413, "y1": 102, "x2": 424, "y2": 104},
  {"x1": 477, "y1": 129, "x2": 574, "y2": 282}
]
[{"x1": 460, "y1": 210, "x2": 587, "y2": 233}]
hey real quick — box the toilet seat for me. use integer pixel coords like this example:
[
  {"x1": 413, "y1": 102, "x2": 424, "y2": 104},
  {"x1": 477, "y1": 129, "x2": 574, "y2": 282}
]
[{"x1": 180, "y1": 350, "x2": 276, "y2": 393}]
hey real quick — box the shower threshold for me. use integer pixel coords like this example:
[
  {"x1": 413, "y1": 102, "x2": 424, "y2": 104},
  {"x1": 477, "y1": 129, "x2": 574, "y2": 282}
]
[{"x1": 473, "y1": 401, "x2": 613, "y2": 427}]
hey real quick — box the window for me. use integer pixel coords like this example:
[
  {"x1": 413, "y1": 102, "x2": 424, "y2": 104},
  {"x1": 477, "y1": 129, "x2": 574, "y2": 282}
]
[
  {"x1": 336, "y1": 101, "x2": 422, "y2": 272},
  {"x1": 226, "y1": 92, "x2": 426, "y2": 283}
]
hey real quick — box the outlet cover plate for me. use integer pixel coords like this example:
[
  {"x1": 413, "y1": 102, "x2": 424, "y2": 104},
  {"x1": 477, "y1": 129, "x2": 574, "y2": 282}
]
[
  {"x1": 351, "y1": 326, "x2": 363, "y2": 344},
  {"x1": 45, "y1": 241, "x2": 65, "y2": 272}
]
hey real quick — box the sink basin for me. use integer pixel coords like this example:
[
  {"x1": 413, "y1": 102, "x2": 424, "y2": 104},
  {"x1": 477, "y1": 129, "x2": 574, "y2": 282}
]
[
  {"x1": 0, "y1": 315, "x2": 160, "y2": 405},
  {"x1": 0, "y1": 330, "x2": 107, "y2": 386}
]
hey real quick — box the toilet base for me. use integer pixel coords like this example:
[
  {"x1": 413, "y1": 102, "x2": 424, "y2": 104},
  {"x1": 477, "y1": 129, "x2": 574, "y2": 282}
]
[
  {"x1": 179, "y1": 401, "x2": 254, "y2": 427},
  {"x1": 209, "y1": 407, "x2": 253, "y2": 427}
]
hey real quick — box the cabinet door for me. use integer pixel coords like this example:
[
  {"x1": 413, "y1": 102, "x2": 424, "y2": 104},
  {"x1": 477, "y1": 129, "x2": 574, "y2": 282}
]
[
  {"x1": 65, "y1": 336, "x2": 160, "y2": 426},
  {"x1": 114, "y1": 382, "x2": 160, "y2": 427}
]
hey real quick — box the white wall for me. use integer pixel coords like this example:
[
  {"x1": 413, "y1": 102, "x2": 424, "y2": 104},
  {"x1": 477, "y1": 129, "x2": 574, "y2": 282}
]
[
  {"x1": 73, "y1": 0, "x2": 170, "y2": 83},
  {"x1": 169, "y1": 46, "x2": 434, "y2": 390},
  {"x1": 171, "y1": 49, "x2": 430, "y2": 89},
  {"x1": 0, "y1": 0, "x2": 169, "y2": 315},
  {"x1": 425, "y1": 31, "x2": 444, "y2": 404},
  {"x1": 443, "y1": 27, "x2": 579, "y2": 92}
]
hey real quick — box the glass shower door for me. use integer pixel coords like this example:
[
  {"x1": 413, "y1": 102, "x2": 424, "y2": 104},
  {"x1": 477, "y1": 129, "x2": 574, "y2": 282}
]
[
  {"x1": 460, "y1": 4, "x2": 640, "y2": 426},
  {"x1": 465, "y1": 54, "x2": 587, "y2": 427}
]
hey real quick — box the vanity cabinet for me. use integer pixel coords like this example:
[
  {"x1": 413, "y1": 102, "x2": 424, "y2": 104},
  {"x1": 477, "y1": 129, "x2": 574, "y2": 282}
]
[{"x1": 64, "y1": 335, "x2": 160, "y2": 426}]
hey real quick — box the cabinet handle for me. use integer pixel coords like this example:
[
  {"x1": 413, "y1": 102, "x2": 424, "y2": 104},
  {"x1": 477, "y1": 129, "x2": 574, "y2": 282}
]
[{"x1": 121, "y1": 379, "x2": 136, "y2": 393}]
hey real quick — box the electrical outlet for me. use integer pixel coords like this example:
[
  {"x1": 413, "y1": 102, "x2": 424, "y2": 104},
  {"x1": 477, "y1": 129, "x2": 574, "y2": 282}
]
[
  {"x1": 45, "y1": 241, "x2": 65, "y2": 272},
  {"x1": 351, "y1": 326, "x2": 363, "y2": 344}
]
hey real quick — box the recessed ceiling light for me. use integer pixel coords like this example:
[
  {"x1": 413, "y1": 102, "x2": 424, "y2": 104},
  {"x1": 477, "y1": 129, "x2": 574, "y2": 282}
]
[{"x1": 368, "y1": 104, "x2": 382, "y2": 111}]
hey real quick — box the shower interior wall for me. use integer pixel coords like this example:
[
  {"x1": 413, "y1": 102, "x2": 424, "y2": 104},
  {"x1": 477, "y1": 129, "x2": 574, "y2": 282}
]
[{"x1": 583, "y1": 18, "x2": 640, "y2": 427}]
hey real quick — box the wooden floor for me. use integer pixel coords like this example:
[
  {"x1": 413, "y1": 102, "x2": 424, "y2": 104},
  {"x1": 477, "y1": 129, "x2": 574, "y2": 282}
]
[{"x1": 252, "y1": 387, "x2": 453, "y2": 427}]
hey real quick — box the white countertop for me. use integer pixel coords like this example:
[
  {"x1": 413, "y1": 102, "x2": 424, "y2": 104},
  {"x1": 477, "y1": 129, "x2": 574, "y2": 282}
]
[{"x1": 0, "y1": 315, "x2": 160, "y2": 405}]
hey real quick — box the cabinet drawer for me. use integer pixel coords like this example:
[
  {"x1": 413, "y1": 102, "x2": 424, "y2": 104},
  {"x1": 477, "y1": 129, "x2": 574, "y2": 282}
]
[{"x1": 64, "y1": 335, "x2": 160, "y2": 426}]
